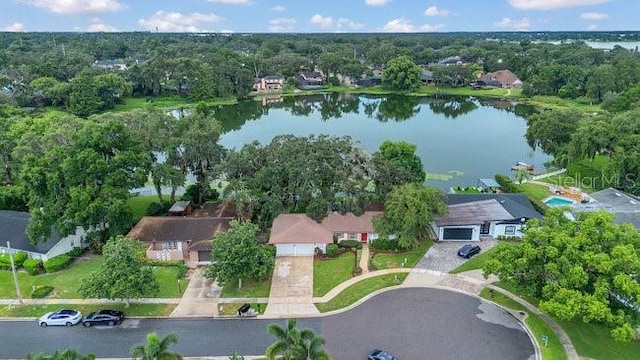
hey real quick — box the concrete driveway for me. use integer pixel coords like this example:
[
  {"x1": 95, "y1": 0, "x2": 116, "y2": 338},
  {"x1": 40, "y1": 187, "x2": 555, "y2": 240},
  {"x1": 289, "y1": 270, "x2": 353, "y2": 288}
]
[
  {"x1": 415, "y1": 239, "x2": 498, "y2": 273},
  {"x1": 264, "y1": 256, "x2": 319, "y2": 316}
]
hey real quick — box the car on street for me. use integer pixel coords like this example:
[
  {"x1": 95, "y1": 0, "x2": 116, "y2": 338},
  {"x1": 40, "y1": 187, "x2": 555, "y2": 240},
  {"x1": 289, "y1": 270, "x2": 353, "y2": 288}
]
[
  {"x1": 38, "y1": 309, "x2": 82, "y2": 327},
  {"x1": 82, "y1": 309, "x2": 125, "y2": 327},
  {"x1": 368, "y1": 349, "x2": 397, "y2": 360},
  {"x1": 457, "y1": 244, "x2": 481, "y2": 259}
]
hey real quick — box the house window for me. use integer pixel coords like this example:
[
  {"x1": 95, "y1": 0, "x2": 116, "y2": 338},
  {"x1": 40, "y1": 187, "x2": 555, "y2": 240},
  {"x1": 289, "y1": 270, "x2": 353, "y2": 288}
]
[
  {"x1": 349, "y1": 233, "x2": 357, "y2": 240},
  {"x1": 163, "y1": 241, "x2": 179, "y2": 250},
  {"x1": 505, "y1": 226, "x2": 516, "y2": 235}
]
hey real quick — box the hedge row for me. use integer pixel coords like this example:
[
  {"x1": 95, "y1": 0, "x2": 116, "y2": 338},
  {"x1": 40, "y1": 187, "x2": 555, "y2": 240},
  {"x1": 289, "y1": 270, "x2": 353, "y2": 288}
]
[
  {"x1": 370, "y1": 238, "x2": 403, "y2": 251},
  {"x1": 23, "y1": 258, "x2": 44, "y2": 275},
  {"x1": 338, "y1": 240, "x2": 362, "y2": 249},
  {"x1": 43, "y1": 255, "x2": 71, "y2": 273},
  {"x1": 0, "y1": 251, "x2": 28, "y2": 270},
  {"x1": 325, "y1": 243, "x2": 339, "y2": 257}
]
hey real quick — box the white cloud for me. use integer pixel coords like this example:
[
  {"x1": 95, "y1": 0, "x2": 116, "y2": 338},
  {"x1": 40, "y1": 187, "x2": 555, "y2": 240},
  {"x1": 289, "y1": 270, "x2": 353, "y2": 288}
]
[
  {"x1": 587, "y1": 24, "x2": 598, "y2": 30},
  {"x1": 208, "y1": 0, "x2": 251, "y2": 4},
  {"x1": 2, "y1": 22, "x2": 25, "y2": 32},
  {"x1": 424, "y1": 6, "x2": 451, "y2": 17},
  {"x1": 337, "y1": 18, "x2": 364, "y2": 30},
  {"x1": 18, "y1": 0, "x2": 126, "y2": 15},
  {"x1": 580, "y1": 12, "x2": 609, "y2": 20},
  {"x1": 382, "y1": 18, "x2": 443, "y2": 32},
  {"x1": 268, "y1": 17, "x2": 297, "y2": 32},
  {"x1": 310, "y1": 14, "x2": 333, "y2": 28},
  {"x1": 365, "y1": 0, "x2": 391, "y2": 6},
  {"x1": 138, "y1": 11, "x2": 224, "y2": 32},
  {"x1": 271, "y1": 5, "x2": 286, "y2": 12},
  {"x1": 494, "y1": 17, "x2": 531, "y2": 30},
  {"x1": 508, "y1": 0, "x2": 610, "y2": 10},
  {"x1": 86, "y1": 18, "x2": 118, "y2": 32},
  {"x1": 220, "y1": 29, "x2": 234, "y2": 33}
]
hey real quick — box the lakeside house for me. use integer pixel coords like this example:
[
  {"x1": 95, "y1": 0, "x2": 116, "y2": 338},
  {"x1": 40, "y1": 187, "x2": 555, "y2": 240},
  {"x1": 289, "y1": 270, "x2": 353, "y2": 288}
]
[
  {"x1": 253, "y1": 75, "x2": 285, "y2": 92},
  {"x1": 477, "y1": 70, "x2": 523, "y2": 89}
]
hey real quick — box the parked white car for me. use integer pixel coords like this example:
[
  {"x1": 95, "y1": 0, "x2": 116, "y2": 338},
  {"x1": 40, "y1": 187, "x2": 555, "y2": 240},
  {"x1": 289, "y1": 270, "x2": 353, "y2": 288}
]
[{"x1": 38, "y1": 309, "x2": 82, "y2": 327}]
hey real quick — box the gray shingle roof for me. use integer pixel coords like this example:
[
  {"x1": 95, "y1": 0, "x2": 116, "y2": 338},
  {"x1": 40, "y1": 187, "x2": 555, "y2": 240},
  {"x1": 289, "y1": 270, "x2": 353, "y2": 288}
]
[
  {"x1": 0, "y1": 210, "x2": 62, "y2": 254},
  {"x1": 580, "y1": 188, "x2": 640, "y2": 230},
  {"x1": 446, "y1": 193, "x2": 543, "y2": 220}
]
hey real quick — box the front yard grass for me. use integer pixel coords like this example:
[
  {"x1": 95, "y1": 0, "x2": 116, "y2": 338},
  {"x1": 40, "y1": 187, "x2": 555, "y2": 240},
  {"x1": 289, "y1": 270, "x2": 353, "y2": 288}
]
[
  {"x1": 0, "y1": 257, "x2": 185, "y2": 298},
  {"x1": 0, "y1": 303, "x2": 175, "y2": 317},
  {"x1": 217, "y1": 302, "x2": 266, "y2": 316},
  {"x1": 371, "y1": 241, "x2": 430, "y2": 270},
  {"x1": 449, "y1": 246, "x2": 500, "y2": 274},
  {"x1": 313, "y1": 251, "x2": 357, "y2": 297},
  {"x1": 220, "y1": 278, "x2": 271, "y2": 298},
  {"x1": 479, "y1": 288, "x2": 567, "y2": 360},
  {"x1": 315, "y1": 273, "x2": 407, "y2": 313}
]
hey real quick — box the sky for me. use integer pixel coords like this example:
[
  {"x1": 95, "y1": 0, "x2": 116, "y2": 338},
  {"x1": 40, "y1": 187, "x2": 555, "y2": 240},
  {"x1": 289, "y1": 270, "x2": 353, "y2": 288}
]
[{"x1": 0, "y1": 0, "x2": 637, "y2": 33}]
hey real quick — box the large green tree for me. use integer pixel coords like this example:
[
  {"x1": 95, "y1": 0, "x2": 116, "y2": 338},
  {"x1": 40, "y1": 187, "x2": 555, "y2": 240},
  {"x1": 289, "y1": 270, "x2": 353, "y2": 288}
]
[
  {"x1": 373, "y1": 183, "x2": 448, "y2": 249},
  {"x1": 130, "y1": 332, "x2": 182, "y2": 360},
  {"x1": 205, "y1": 220, "x2": 274, "y2": 289},
  {"x1": 80, "y1": 236, "x2": 159, "y2": 307},
  {"x1": 382, "y1": 55, "x2": 421, "y2": 92},
  {"x1": 19, "y1": 118, "x2": 151, "y2": 245},
  {"x1": 372, "y1": 140, "x2": 425, "y2": 198},
  {"x1": 483, "y1": 209, "x2": 640, "y2": 342},
  {"x1": 222, "y1": 135, "x2": 370, "y2": 229},
  {"x1": 266, "y1": 318, "x2": 331, "y2": 360}
]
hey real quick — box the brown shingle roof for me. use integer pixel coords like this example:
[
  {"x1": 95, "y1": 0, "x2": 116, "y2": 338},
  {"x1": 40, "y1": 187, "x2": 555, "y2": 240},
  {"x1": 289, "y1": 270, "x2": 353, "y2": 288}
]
[
  {"x1": 479, "y1": 70, "x2": 520, "y2": 87},
  {"x1": 127, "y1": 217, "x2": 231, "y2": 243},
  {"x1": 320, "y1": 211, "x2": 382, "y2": 233},
  {"x1": 269, "y1": 214, "x2": 334, "y2": 245}
]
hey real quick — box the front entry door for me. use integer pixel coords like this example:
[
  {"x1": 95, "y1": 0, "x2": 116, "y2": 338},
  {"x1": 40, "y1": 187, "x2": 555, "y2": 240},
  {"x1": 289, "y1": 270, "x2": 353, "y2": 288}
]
[
  {"x1": 480, "y1": 222, "x2": 490, "y2": 235},
  {"x1": 361, "y1": 232, "x2": 368, "y2": 243}
]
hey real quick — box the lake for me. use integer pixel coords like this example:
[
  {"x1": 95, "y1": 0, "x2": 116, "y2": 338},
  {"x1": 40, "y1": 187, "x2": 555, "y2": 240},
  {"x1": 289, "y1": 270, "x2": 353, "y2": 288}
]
[{"x1": 214, "y1": 94, "x2": 551, "y2": 190}]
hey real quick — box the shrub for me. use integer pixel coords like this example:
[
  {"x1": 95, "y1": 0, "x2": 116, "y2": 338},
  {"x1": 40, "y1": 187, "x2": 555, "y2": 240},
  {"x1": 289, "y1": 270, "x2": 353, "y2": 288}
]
[
  {"x1": 23, "y1": 258, "x2": 44, "y2": 275},
  {"x1": 352, "y1": 266, "x2": 363, "y2": 276},
  {"x1": 31, "y1": 285, "x2": 54, "y2": 298},
  {"x1": 0, "y1": 185, "x2": 28, "y2": 211},
  {"x1": 325, "y1": 244, "x2": 339, "y2": 257},
  {"x1": 146, "y1": 200, "x2": 173, "y2": 216},
  {"x1": 0, "y1": 253, "x2": 11, "y2": 269},
  {"x1": 495, "y1": 174, "x2": 519, "y2": 193},
  {"x1": 43, "y1": 255, "x2": 72, "y2": 273},
  {"x1": 338, "y1": 240, "x2": 362, "y2": 249},
  {"x1": 67, "y1": 247, "x2": 84, "y2": 258},
  {"x1": 182, "y1": 184, "x2": 219, "y2": 205},
  {"x1": 370, "y1": 238, "x2": 402, "y2": 251},
  {"x1": 12, "y1": 252, "x2": 27, "y2": 267}
]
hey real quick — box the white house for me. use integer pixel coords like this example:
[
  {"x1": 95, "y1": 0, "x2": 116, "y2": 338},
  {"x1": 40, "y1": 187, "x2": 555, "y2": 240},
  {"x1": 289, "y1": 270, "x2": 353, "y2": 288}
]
[
  {"x1": 0, "y1": 210, "x2": 87, "y2": 261},
  {"x1": 432, "y1": 194, "x2": 543, "y2": 241},
  {"x1": 269, "y1": 211, "x2": 382, "y2": 256}
]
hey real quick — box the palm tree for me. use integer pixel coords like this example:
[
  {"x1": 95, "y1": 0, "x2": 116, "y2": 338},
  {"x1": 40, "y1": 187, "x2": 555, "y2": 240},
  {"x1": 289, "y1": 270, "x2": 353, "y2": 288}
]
[
  {"x1": 265, "y1": 318, "x2": 331, "y2": 360},
  {"x1": 27, "y1": 349, "x2": 95, "y2": 360},
  {"x1": 130, "y1": 332, "x2": 183, "y2": 360}
]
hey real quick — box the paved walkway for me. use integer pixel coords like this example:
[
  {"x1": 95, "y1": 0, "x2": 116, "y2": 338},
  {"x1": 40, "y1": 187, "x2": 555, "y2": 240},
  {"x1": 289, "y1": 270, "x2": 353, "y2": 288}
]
[
  {"x1": 359, "y1": 243, "x2": 370, "y2": 274},
  {"x1": 170, "y1": 267, "x2": 220, "y2": 317}
]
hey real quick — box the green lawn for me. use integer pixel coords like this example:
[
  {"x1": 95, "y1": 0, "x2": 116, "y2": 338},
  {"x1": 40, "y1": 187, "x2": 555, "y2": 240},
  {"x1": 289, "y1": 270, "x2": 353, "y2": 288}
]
[
  {"x1": 449, "y1": 246, "x2": 500, "y2": 274},
  {"x1": 451, "y1": 186, "x2": 481, "y2": 194},
  {"x1": 0, "y1": 257, "x2": 185, "y2": 299},
  {"x1": 494, "y1": 282, "x2": 640, "y2": 360},
  {"x1": 371, "y1": 241, "x2": 430, "y2": 270},
  {"x1": 519, "y1": 182, "x2": 551, "y2": 200},
  {"x1": 479, "y1": 288, "x2": 567, "y2": 360},
  {"x1": 220, "y1": 278, "x2": 271, "y2": 298},
  {"x1": 526, "y1": 95, "x2": 602, "y2": 112},
  {"x1": 127, "y1": 195, "x2": 160, "y2": 222},
  {"x1": 0, "y1": 303, "x2": 175, "y2": 317},
  {"x1": 217, "y1": 302, "x2": 266, "y2": 316},
  {"x1": 315, "y1": 273, "x2": 407, "y2": 313},
  {"x1": 109, "y1": 96, "x2": 238, "y2": 113},
  {"x1": 313, "y1": 252, "x2": 357, "y2": 297}
]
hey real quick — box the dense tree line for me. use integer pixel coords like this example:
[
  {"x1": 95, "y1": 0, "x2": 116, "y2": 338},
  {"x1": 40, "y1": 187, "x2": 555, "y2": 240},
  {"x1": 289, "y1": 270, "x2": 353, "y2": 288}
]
[{"x1": 1, "y1": 32, "x2": 639, "y2": 115}]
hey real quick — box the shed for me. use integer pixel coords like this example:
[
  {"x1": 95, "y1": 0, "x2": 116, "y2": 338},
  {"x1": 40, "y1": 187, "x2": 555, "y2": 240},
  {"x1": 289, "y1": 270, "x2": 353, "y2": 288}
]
[{"x1": 168, "y1": 201, "x2": 192, "y2": 216}]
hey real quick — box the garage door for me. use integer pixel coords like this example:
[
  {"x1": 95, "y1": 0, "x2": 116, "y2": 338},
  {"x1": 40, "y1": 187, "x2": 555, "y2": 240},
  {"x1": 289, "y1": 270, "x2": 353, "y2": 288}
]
[
  {"x1": 442, "y1": 228, "x2": 474, "y2": 241},
  {"x1": 276, "y1": 244, "x2": 315, "y2": 256}
]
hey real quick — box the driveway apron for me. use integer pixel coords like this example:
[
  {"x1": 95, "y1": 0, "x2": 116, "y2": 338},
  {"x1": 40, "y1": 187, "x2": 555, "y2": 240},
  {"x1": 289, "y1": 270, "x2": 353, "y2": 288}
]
[
  {"x1": 170, "y1": 267, "x2": 220, "y2": 317},
  {"x1": 264, "y1": 256, "x2": 319, "y2": 317}
]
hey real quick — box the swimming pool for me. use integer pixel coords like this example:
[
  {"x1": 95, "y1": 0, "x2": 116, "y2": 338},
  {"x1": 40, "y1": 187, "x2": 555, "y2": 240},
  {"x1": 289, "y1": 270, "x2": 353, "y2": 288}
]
[{"x1": 544, "y1": 196, "x2": 575, "y2": 207}]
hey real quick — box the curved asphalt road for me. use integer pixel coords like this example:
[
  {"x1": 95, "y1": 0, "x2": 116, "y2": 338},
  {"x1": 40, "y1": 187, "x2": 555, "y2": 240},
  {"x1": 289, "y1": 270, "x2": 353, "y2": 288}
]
[{"x1": 0, "y1": 288, "x2": 535, "y2": 360}]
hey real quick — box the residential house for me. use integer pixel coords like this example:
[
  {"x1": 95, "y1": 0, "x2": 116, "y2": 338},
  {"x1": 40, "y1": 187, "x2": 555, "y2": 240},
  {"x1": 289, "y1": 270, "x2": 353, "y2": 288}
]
[
  {"x1": 432, "y1": 194, "x2": 542, "y2": 241},
  {"x1": 421, "y1": 70, "x2": 434, "y2": 85},
  {"x1": 298, "y1": 71, "x2": 325, "y2": 88},
  {"x1": 93, "y1": 60, "x2": 128, "y2": 71},
  {"x1": 253, "y1": 75, "x2": 285, "y2": 92},
  {"x1": 572, "y1": 188, "x2": 640, "y2": 231},
  {"x1": 0, "y1": 210, "x2": 87, "y2": 261},
  {"x1": 478, "y1": 70, "x2": 522, "y2": 89},
  {"x1": 437, "y1": 56, "x2": 468, "y2": 67},
  {"x1": 356, "y1": 76, "x2": 382, "y2": 87},
  {"x1": 127, "y1": 216, "x2": 231, "y2": 266},
  {"x1": 269, "y1": 211, "x2": 382, "y2": 256}
]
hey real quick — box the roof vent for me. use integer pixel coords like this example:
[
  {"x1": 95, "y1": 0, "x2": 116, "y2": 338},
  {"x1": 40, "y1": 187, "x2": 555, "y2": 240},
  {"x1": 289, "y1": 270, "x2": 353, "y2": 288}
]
[{"x1": 615, "y1": 193, "x2": 621, "y2": 196}]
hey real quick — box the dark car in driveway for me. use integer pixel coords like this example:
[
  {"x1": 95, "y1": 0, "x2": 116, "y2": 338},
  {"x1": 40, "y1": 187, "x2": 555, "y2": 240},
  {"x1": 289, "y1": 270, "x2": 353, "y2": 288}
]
[
  {"x1": 457, "y1": 244, "x2": 481, "y2": 259},
  {"x1": 368, "y1": 349, "x2": 397, "y2": 360},
  {"x1": 82, "y1": 309, "x2": 124, "y2": 327}
]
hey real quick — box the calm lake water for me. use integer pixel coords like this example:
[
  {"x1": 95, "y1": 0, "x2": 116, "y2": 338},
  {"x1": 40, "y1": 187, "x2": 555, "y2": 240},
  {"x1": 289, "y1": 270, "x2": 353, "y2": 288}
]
[{"x1": 214, "y1": 94, "x2": 551, "y2": 190}]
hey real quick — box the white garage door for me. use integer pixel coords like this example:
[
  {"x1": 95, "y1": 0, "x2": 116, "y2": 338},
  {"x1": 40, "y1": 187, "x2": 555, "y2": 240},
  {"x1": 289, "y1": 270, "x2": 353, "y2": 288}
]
[{"x1": 276, "y1": 244, "x2": 315, "y2": 256}]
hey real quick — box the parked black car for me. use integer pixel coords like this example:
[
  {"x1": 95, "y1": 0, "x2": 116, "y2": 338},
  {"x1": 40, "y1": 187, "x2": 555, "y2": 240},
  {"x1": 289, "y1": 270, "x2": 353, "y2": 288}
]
[
  {"x1": 457, "y1": 244, "x2": 481, "y2": 259},
  {"x1": 368, "y1": 349, "x2": 397, "y2": 360},
  {"x1": 82, "y1": 309, "x2": 124, "y2": 327}
]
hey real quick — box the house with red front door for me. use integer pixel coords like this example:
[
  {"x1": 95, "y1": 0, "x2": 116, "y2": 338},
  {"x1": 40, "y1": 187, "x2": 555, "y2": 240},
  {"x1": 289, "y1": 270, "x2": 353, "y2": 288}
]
[{"x1": 269, "y1": 211, "x2": 382, "y2": 256}]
